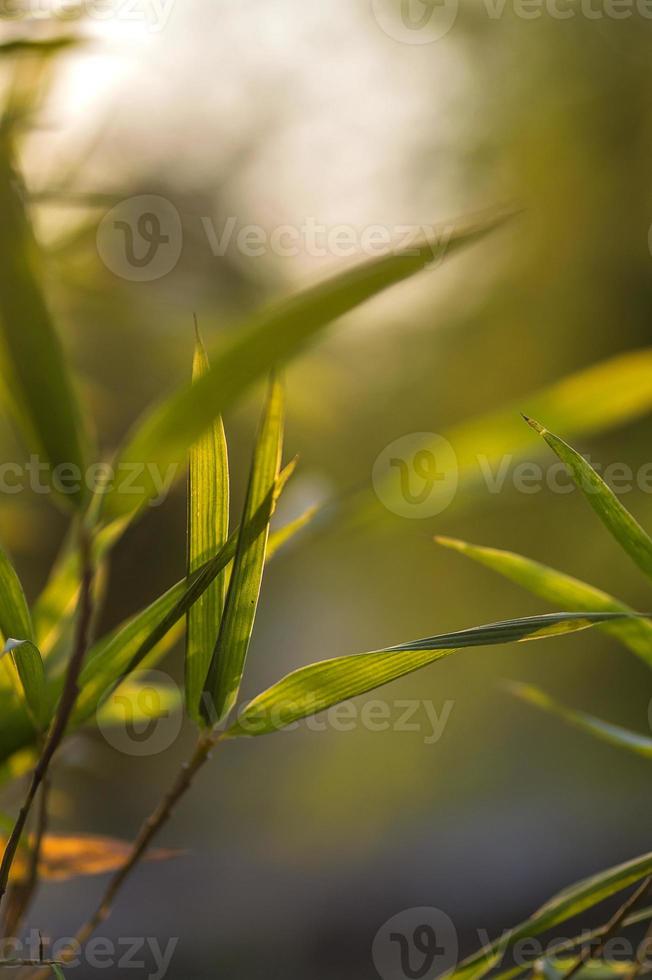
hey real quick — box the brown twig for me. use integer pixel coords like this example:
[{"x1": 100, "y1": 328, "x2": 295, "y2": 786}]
[
  {"x1": 25, "y1": 731, "x2": 219, "y2": 980},
  {"x1": 624, "y1": 920, "x2": 652, "y2": 980},
  {"x1": 1, "y1": 778, "x2": 50, "y2": 940},
  {"x1": 0, "y1": 527, "x2": 95, "y2": 907},
  {"x1": 559, "y1": 876, "x2": 652, "y2": 980}
]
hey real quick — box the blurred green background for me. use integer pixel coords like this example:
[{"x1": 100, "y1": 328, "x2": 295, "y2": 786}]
[{"x1": 2, "y1": 0, "x2": 652, "y2": 976}]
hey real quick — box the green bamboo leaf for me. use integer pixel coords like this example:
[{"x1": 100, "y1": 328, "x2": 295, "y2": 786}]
[
  {"x1": 103, "y1": 211, "x2": 510, "y2": 520},
  {"x1": 0, "y1": 143, "x2": 89, "y2": 509},
  {"x1": 0, "y1": 543, "x2": 33, "y2": 644},
  {"x1": 2, "y1": 639, "x2": 47, "y2": 730},
  {"x1": 71, "y1": 463, "x2": 298, "y2": 727},
  {"x1": 506, "y1": 681, "x2": 652, "y2": 759},
  {"x1": 202, "y1": 377, "x2": 285, "y2": 726},
  {"x1": 226, "y1": 612, "x2": 635, "y2": 738},
  {"x1": 435, "y1": 536, "x2": 652, "y2": 669},
  {"x1": 451, "y1": 850, "x2": 652, "y2": 980},
  {"x1": 186, "y1": 325, "x2": 229, "y2": 724},
  {"x1": 266, "y1": 504, "x2": 319, "y2": 562},
  {"x1": 51, "y1": 966, "x2": 66, "y2": 979},
  {"x1": 526, "y1": 418, "x2": 652, "y2": 580}
]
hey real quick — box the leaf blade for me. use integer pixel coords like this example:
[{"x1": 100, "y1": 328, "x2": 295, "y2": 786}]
[
  {"x1": 186, "y1": 327, "x2": 229, "y2": 724},
  {"x1": 202, "y1": 377, "x2": 284, "y2": 725},
  {"x1": 103, "y1": 212, "x2": 510, "y2": 519},
  {"x1": 0, "y1": 144, "x2": 89, "y2": 508},
  {"x1": 435, "y1": 536, "x2": 652, "y2": 669},
  {"x1": 526, "y1": 418, "x2": 652, "y2": 581},
  {"x1": 226, "y1": 612, "x2": 636, "y2": 738},
  {"x1": 507, "y1": 681, "x2": 652, "y2": 759}
]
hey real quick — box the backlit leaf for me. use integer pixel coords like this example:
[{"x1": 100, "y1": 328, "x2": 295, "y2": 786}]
[
  {"x1": 202, "y1": 377, "x2": 284, "y2": 726},
  {"x1": 226, "y1": 613, "x2": 635, "y2": 738},
  {"x1": 186, "y1": 326, "x2": 229, "y2": 724}
]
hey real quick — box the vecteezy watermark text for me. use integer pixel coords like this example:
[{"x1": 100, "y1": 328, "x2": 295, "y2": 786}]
[
  {"x1": 373, "y1": 432, "x2": 652, "y2": 519},
  {"x1": 0, "y1": 932, "x2": 177, "y2": 980},
  {"x1": 1, "y1": 0, "x2": 176, "y2": 32},
  {"x1": 0, "y1": 455, "x2": 179, "y2": 507},
  {"x1": 371, "y1": 0, "x2": 652, "y2": 45},
  {"x1": 372, "y1": 906, "x2": 652, "y2": 980},
  {"x1": 95, "y1": 195, "x2": 457, "y2": 282}
]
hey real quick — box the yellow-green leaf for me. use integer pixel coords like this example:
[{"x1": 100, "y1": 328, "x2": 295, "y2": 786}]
[
  {"x1": 0, "y1": 143, "x2": 89, "y2": 509},
  {"x1": 202, "y1": 377, "x2": 284, "y2": 726},
  {"x1": 0, "y1": 543, "x2": 33, "y2": 644},
  {"x1": 103, "y1": 211, "x2": 510, "y2": 520},
  {"x1": 226, "y1": 613, "x2": 635, "y2": 738},
  {"x1": 2, "y1": 639, "x2": 47, "y2": 730},
  {"x1": 526, "y1": 418, "x2": 652, "y2": 581},
  {"x1": 507, "y1": 681, "x2": 652, "y2": 759},
  {"x1": 186, "y1": 326, "x2": 229, "y2": 724},
  {"x1": 435, "y1": 536, "x2": 652, "y2": 669}
]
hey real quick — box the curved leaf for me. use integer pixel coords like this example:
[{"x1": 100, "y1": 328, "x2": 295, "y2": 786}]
[
  {"x1": 226, "y1": 612, "x2": 636, "y2": 738},
  {"x1": 526, "y1": 418, "x2": 652, "y2": 581},
  {"x1": 435, "y1": 536, "x2": 652, "y2": 669},
  {"x1": 103, "y1": 211, "x2": 511, "y2": 519},
  {"x1": 506, "y1": 681, "x2": 652, "y2": 759}
]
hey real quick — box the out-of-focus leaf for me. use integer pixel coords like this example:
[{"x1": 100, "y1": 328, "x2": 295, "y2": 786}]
[
  {"x1": 2, "y1": 639, "x2": 47, "y2": 729},
  {"x1": 95, "y1": 677, "x2": 182, "y2": 729},
  {"x1": 538, "y1": 960, "x2": 635, "y2": 980},
  {"x1": 0, "y1": 747, "x2": 36, "y2": 788},
  {"x1": 266, "y1": 504, "x2": 320, "y2": 562},
  {"x1": 369, "y1": 348, "x2": 652, "y2": 520},
  {"x1": 527, "y1": 418, "x2": 652, "y2": 580},
  {"x1": 51, "y1": 967, "x2": 65, "y2": 980},
  {"x1": 0, "y1": 37, "x2": 81, "y2": 58},
  {"x1": 202, "y1": 378, "x2": 284, "y2": 726},
  {"x1": 506, "y1": 681, "x2": 652, "y2": 759},
  {"x1": 6, "y1": 833, "x2": 178, "y2": 884},
  {"x1": 103, "y1": 211, "x2": 511, "y2": 519},
  {"x1": 450, "y1": 850, "x2": 652, "y2": 980},
  {"x1": 186, "y1": 327, "x2": 229, "y2": 724},
  {"x1": 0, "y1": 144, "x2": 89, "y2": 509},
  {"x1": 34, "y1": 518, "x2": 131, "y2": 657},
  {"x1": 0, "y1": 542, "x2": 33, "y2": 643},
  {"x1": 226, "y1": 612, "x2": 635, "y2": 738},
  {"x1": 436, "y1": 536, "x2": 652, "y2": 669}
]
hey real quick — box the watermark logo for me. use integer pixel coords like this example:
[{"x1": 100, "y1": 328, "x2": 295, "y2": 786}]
[
  {"x1": 373, "y1": 907, "x2": 459, "y2": 980},
  {"x1": 97, "y1": 195, "x2": 182, "y2": 282},
  {"x1": 373, "y1": 433, "x2": 458, "y2": 519},
  {"x1": 97, "y1": 671, "x2": 182, "y2": 757},
  {"x1": 371, "y1": 0, "x2": 459, "y2": 43}
]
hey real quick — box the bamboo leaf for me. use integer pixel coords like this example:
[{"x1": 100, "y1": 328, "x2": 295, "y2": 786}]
[
  {"x1": 0, "y1": 143, "x2": 89, "y2": 509},
  {"x1": 435, "y1": 536, "x2": 652, "y2": 669},
  {"x1": 186, "y1": 326, "x2": 229, "y2": 724},
  {"x1": 451, "y1": 850, "x2": 652, "y2": 980},
  {"x1": 526, "y1": 418, "x2": 652, "y2": 581},
  {"x1": 506, "y1": 681, "x2": 652, "y2": 759},
  {"x1": 226, "y1": 612, "x2": 635, "y2": 738},
  {"x1": 71, "y1": 463, "x2": 297, "y2": 727},
  {"x1": 0, "y1": 543, "x2": 33, "y2": 644},
  {"x1": 2, "y1": 639, "x2": 47, "y2": 730},
  {"x1": 103, "y1": 211, "x2": 510, "y2": 519},
  {"x1": 202, "y1": 377, "x2": 284, "y2": 726}
]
